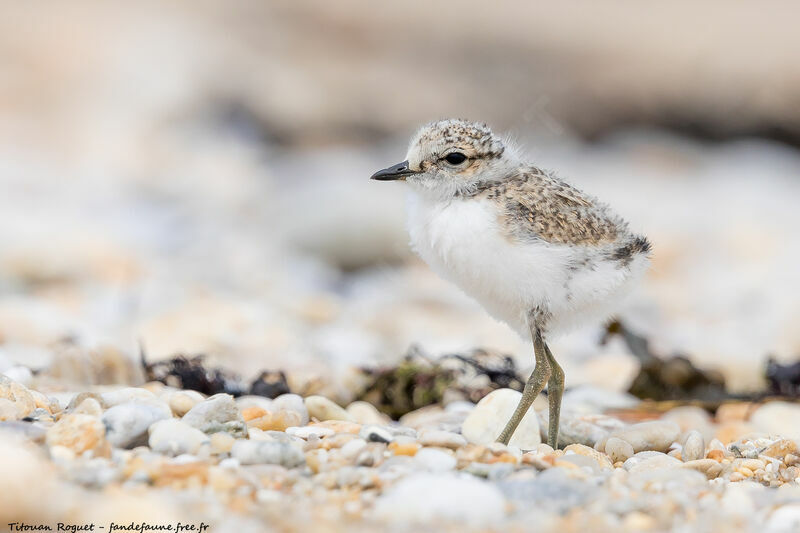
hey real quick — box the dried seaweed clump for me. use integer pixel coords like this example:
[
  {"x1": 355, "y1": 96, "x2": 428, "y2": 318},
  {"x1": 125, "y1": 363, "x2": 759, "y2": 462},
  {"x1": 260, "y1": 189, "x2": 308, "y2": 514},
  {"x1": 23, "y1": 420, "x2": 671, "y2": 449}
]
[
  {"x1": 766, "y1": 358, "x2": 800, "y2": 396},
  {"x1": 143, "y1": 354, "x2": 246, "y2": 396},
  {"x1": 355, "y1": 346, "x2": 524, "y2": 419},
  {"x1": 604, "y1": 320, "x2": 727, "y2": 402}
]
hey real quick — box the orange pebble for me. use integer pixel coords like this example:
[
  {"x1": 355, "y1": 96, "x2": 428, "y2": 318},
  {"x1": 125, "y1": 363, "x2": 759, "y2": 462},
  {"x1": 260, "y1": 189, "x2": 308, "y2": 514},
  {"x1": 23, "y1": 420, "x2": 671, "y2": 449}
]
[
  {"x1": 241, "y1": 406, "x2": 268, "y2": 422},
  {"x1": 707, "y1": 449, "x2": 725, "y2": 462},
  {"x1": 389, "y1": 441, "x2": 420, "y2": 456}
]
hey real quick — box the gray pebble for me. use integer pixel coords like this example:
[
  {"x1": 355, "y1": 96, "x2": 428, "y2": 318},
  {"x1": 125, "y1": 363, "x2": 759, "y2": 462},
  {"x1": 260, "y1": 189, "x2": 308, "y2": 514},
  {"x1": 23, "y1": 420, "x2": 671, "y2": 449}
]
[
  {"x1": 182, "y1": 393, "x2": 247, "y2": 438},
  {"x1": 682, "y1": 430, "x2": 705, "y2": 462},
  {"x1": 103, "y1": 402, "x2": 171, "y2": 449},
  {"x1": 230, "y1": 440, "x2": 305, "y2": 468},
  {"x1": 148, "y1": 419, "x2": 210, "y2": 456}
]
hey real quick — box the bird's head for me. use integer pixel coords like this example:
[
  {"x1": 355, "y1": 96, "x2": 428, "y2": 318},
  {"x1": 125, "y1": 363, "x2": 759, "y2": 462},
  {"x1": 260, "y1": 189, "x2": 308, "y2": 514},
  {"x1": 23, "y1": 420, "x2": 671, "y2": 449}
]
[{"x1": 371, "y1": 119, "x2": 519, "y2": 198}]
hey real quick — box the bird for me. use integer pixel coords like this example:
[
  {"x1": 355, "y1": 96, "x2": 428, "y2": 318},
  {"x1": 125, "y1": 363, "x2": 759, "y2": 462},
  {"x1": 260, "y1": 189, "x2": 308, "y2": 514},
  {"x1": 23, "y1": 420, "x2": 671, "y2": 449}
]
[{"x1": 370, "y1": 119, "x2": 651, "y2": 449}]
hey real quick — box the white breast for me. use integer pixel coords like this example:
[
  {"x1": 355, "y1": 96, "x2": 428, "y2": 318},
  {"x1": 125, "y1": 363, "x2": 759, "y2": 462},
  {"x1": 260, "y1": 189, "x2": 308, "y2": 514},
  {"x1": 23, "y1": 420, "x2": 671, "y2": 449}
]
[{"x1": 405, "y1": 192, "x2": 648, "y2": 337}]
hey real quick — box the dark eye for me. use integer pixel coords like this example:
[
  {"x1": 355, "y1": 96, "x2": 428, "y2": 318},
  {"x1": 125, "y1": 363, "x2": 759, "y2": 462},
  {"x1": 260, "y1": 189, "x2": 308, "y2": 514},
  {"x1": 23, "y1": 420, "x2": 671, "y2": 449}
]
[{"x1": 444, "y1": 152, "x2": 467, "y2": 165}]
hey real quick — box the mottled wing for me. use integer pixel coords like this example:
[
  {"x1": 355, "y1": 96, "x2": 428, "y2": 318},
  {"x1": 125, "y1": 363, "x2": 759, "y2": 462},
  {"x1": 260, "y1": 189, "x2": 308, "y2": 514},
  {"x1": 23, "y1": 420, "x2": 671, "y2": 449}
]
[{"x1": 498, "y1": 169, "x2": 624, "y2": 245}]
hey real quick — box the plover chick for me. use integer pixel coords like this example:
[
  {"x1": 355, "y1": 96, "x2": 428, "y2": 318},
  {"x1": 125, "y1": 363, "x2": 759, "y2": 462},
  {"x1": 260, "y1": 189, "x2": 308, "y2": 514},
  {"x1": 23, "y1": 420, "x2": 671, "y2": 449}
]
[{"x1": 371, "y1": 119, "x2": 651, "y2": 448}]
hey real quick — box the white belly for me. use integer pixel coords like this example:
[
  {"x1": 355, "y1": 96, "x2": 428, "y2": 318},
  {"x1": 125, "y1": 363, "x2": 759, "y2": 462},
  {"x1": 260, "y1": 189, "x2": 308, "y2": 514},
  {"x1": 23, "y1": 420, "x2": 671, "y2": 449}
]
[{"x1": 406, "y1": 193, "x2": 647, "y2": 337}]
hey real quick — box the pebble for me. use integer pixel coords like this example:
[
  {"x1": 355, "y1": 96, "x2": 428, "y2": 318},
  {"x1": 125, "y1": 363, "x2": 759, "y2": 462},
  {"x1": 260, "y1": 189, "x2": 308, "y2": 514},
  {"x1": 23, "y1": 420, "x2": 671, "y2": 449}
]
[
  {"x1": 681, "y1": 458, "x2": 723, "y2": 479},
  {"x1": 766, "y1": 504, "x2": 800, "y2": 531},
  {"x1": 751, "y1": 402, "x2": 800, "y2": 440},
  {"x1": 305, "y1": 395, "x2": 353, "y2": 422},
  {"x1": 373, "y1": 473, "x2": 506, "y2": 526},
  {"x1": 418, "y1": 429, "x2": 467, "y2": 449},
  {"x1": 762, "y1": 438, "x2": 797, "y2": 459},
  {"x1": 1, "y1": 366, "x2": 33, "y2": 385},
  {"x1": 623, "y1": 451, "x2": 683, "y2": 472},
  {"x1": 242, "y1": 407, "x2": 303, "y2": 431},
  {"x1": 29, "y1": 389, "x2": 59, "y2": 414},
  {"x1": 340, "y1": 438, "x2": 368, "y2": 461},
  {"x1": 167, "y1": 390, "x2": 204, "y2": 417},
  {"x1": 101, "y1": 387, "x2": 158, "y2": 408},
  {"x1": 0, "y1": 420, "x2": 47, "y2": 442},
  {"x1": 346, "y1": 401, "x2": 390, "y2": 425},
  {"x1": 272, "y1": 394, "x2": 310, "y2": 426},
  {"x1": 360, "y1": 425, "x2": 394, "y2": 443},
  {"x1": 230, "y1": 440, "x2": 305, "y2": 468},
  {"x1": 209, "y1": 432, "x2": 235, "y2": 454},
  {"x1": 287, "y1": 425, "x2": 335, "y2": 439},
  {"x1": 0, "y1": 398, "x2": 19, "y2": 421},
  {"x1": 662, "y1": 406, "x2": 715, "y2": 441},
  {"x1": 682, "y1": 430, "x2": 705, "y2": 462},
  {"x1": 541, "y1": 413, "x2": 618, "y2": 447},
  {"x1": 389, "y1": 440, "x2": 421, "y2": 456},
  {"x1": 414, "y1": 447, "x2": 457, "y2": 472},
  {"x1": 563, "y1": 443, "x2": 613, "y2": 470},
  {"x1": 600, "y1": 421, "x2": 680, "y2": 453},
  {"x1": 605, "y1": 437, "x2": 634, "y2": 463},
  {"x1": 148, "y1": 419, "x2": 210, "y2": 456},
  {"x1": 102, "y1": 402, "x2": 171, "y2": 449},
  {"x1": 182, "y1": 393, "x2": 248, "y2": 438},
  {"x1": 0, "y1": 376, "x2": 35, "y2": 419},
  {"x1": 461, "y1": 389, "x2": 540, "y2": 449},
  {"x1": 73, "y1": 397, "x2": 104, "y2": 417},
  {"x1": 46, "y1": 413, "x2": 110, "y2": 457}
]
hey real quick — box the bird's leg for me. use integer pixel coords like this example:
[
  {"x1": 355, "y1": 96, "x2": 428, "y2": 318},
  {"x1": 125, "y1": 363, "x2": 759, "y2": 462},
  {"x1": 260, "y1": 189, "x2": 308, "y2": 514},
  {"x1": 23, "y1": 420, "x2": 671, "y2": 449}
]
[
  {"x1": 544, "y1": 343, "x2": 564, "y2": 449},
  {"x1": 496, "y1": 326, "x2": 550, "y2": 445}
]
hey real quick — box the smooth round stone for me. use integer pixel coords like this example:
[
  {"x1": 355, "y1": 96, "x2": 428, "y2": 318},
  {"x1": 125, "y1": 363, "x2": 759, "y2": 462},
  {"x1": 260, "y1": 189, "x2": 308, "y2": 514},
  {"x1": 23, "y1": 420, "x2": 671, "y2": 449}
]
[
  {"x1": 101, "y1": 388, "x2": 157, "y2": 408},
  {"x1": 541, "y1": 413, "x2": 615, "y2": 448},
  {"x1": 167, "y1": 391, "x2": 204, "y2": 417},
  {"x1": 751, "y1": 402, "x2": 800, "y2": 440},
  {"x1": 46, "y1": 413, "x2": 109, "y2": 457},
  {"x1": 270, "y1": 394, "x2": 308, "y2": 425},
  {"x1": 230, "y1": 440, "x2": 305, "y2": 468},
  {"x1": 461, "y1": 389, "x2": 540, "y2": 450},
  {"x1": 414, "y1": 447, "x2": 457, "y2": 472},
  {"x1": 346, "y1": 401, "x2": 389, "y2": 425},
  {"x1": 182, "y1": 394, "x2": 247, "y2": 438},
  {"x1": 563, "y1": 443, "x2": 613, "y2": 470},
  {"x1": 605, "y1": 437, "x2": 635, "y2": 463},
  {"x1": 603, "y1": 421, "x2": 680, "y2": 453},
  {"x1": 418, "y1": 430, "x2": 467, "y2": 450},
  {"x1": 305, "y1": 395, "x2": 353, "y2": 422},
  {"x1": 219, "y1": 457, "x2": 240, "y2": 469},
  {"x1": 662, "y1": 406, "x2": 715, "y2": 442},
  {"x1": 235, "y1": 395, "x2": 274, "y2": 411},
  {"x1": 209, "y1": 432, "x2": 235, "y2": 455},
  {"x1": 148, "y1": 419, "x2": 210, "y2": 456},
  {"x1": 0, "y1": 399, "x2": 20, "y2": 421},
  {"x1": 0, "y1": 376, "x2": 35, "y2": 419},
  {"x1": 766, "y1": 504, "x2": 800, "y2": 531},
  {"x1": 28, "y1": 390, "x2": 59, "y2": 414},
  {"x1": 623, "y1": 451, "x2": 682, "y2": 472},
  {"x1": 286, "y1": 425, "x2": 335, "y2": 439},
  {"x1": 2, "y1": 366, "x2": 33, "y2": 386},
  {"x1": 682, "y1": 430, "x2": 705, "y2": 462},
  {"x1": 340, "y1": 438, "x2": 368, "y2": 461},
  {"x1": 681, "y1": 458, "x2": 723, "y2": 479},
  {"x1": 0, "y1": 420, "x2": 47, "y2": 442},
  {"x1": 102, "y1": 402, "x2": 171, "y2": 449},
  {"x1": 359, "y1": 425, "x2": 394, "y2": 443},
  {"x1": 373, "y1": 473, "x2": 506, "y2": 526},
  {"x1": 557, "y1": 454, "x2": 602, "y2": 473},
  {"x1": 73, "y1": 398, "x2": 104, "y2": 417}
]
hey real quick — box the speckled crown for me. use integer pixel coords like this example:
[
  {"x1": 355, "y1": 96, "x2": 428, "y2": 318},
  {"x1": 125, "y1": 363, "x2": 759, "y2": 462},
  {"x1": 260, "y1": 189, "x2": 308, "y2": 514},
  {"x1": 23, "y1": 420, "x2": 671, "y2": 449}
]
[{"x1": 411, "y1": 119, "x2": 506, "y2": 159}]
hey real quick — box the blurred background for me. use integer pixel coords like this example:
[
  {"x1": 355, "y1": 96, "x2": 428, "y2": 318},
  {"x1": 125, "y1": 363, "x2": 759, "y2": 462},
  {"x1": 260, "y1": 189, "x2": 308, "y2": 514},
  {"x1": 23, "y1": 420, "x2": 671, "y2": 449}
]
[{"x1": 2, "y1": 0, "x2": 799, "y2": 398}]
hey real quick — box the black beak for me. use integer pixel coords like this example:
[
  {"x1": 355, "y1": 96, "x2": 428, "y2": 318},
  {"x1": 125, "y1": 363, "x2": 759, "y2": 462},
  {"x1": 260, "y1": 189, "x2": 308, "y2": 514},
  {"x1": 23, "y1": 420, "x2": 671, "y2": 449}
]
[{"x1": 370, "y1": 160, "x2": 417, "y2": 181}]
